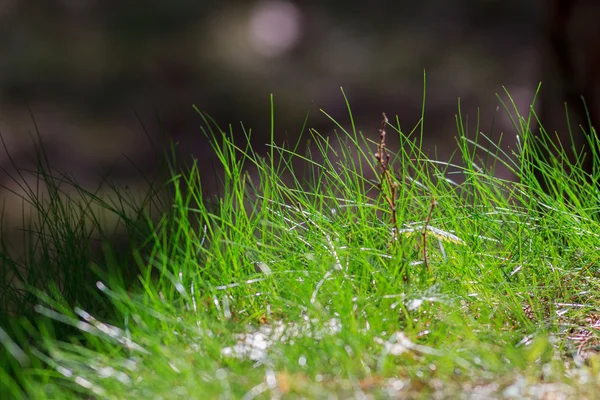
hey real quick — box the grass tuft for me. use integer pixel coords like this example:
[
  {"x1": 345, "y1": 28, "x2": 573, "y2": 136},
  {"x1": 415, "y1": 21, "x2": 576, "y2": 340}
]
[{"x1": 2, "y1": 89, "x2": 600, "y2": 398}]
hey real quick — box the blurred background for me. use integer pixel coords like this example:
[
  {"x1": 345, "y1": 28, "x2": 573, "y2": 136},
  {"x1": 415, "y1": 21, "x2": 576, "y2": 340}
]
[{"x1": 0, "y1": 0, "x2": 542, "y2": 243}]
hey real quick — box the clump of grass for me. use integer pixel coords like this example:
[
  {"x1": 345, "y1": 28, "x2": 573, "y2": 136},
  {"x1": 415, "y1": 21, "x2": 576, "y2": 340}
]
[
  {"x1": 2, "y1": 89, "x2": 600, "y2": 398},
  {"x1": 0, "y1": 129, "x2": 168, "y2": 319}
]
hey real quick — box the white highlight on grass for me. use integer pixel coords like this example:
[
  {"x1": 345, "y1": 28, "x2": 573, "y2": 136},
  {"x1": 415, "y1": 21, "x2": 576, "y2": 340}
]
[
  {"x1": 405, "y1": 176, "x2": 429, "y2": 191},
  {"x1": 311, "y1": 269, "x2": 334, "y2": 304},
  {"x1": 221, "y1": 318, "x2": 342, "y2": 361},
  {"x1": 510, "y1": 265, "x2": 522, "y2": 276},
  {"x1": 376, "y1": 332, "x2": 442, "y2": 371},
  {"x1": 198, "y1": 224, "x2": 208, "y2": 252},
  {"x1": 190, "y1": 282, "x2": 197, "y2": 313},
  {"x1": 344, "y1": 345, "x2": 354, "y2": 356},
  {"x1": 222, "y1": 295, "x2": 232, "y2": 320},
  {"x1": 0, "y1": 326, "x2": 29, "y2": 367},
  {"x1": 438, "y1": 238, "x2": 448, "y2": 261},
  {"x1": 405, "y1": 293, "x2": 446, "y2": 311},
  {"x1": 399, "y1": 225, "x2": 466, "y2": 246},
  {"x1": 265, "y1": 369, "x2": 277, "y2": 388},
  {"x1": 241, "y1": 382, "x2": 269, "y2": 400},
  {"x1": 290, "y1": 206, "x2": 347, "y2": 304},
  {"x1": 298, "y1": 355, "x2": 307, "y2": 367},
  {"x1": 35, "y1": 305, "x2": 149, "y2": 355},
  {"x1": 97, "y1": 366, "x2": 115, "y2": 379},
  {"x1": 555, "y1": 303, "x2": 586, "y2": 308},
  {"x1": 169, "y1": 362, "x2": 181, "y2": 374},
  {"x1": 216, "y1": 368, "x2": 227, "y2": 380},
  {"x1": 389, "y1": 378, "x2": 405, "y2": 392},
  {"x1": 216, "y1": 278, "x2": 266, "y2": 291},
  {"x1": 213, "y1": 297, "x2": 221, "y2": 314},
  {"x1": 174, "y1": 281, "x2": 186, "y2": 296},
  {"x1": 254, "y1": 261, "x2": 272, "y2": 275},
  {"x1": 57, "y1": 365, "x2": 73, "y2": 378}
]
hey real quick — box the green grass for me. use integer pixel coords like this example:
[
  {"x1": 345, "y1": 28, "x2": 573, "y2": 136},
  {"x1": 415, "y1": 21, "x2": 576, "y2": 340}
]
[{"x1": 2, "y1": 89, "x2": 600, "y2": 399}]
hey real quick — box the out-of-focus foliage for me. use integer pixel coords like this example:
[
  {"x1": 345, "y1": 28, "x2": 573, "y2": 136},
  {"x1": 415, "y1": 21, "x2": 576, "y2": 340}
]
[
  {"x1": 0, "y1": 0, "x2": 537, "y2": 121},
  {"x1": 0, "y1": 0, "x2": 539, "y2": 247}
]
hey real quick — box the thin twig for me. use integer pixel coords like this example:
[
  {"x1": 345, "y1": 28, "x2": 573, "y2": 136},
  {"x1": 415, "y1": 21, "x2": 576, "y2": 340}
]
[
  {"x1": 422, "y1": 196, "x2": 438, "y2": 273},
  {"x1": 374, "y1": 113, "x2": 400, "y2": 242}
]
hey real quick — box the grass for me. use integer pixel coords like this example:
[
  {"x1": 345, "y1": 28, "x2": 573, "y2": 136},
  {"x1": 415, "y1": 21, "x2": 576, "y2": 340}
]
[{"x1": 2, "y1": 89, "x2": 600, "y2": 399}]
